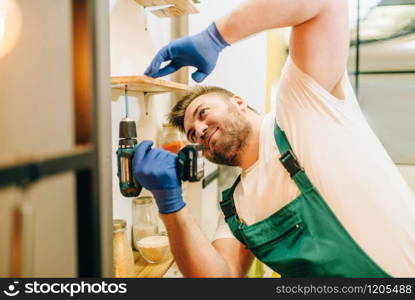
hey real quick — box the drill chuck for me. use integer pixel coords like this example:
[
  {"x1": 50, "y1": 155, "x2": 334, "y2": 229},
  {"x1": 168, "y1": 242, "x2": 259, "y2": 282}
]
[{"x1": 119, "y1": 117, "x2": 137, "y2": 139}]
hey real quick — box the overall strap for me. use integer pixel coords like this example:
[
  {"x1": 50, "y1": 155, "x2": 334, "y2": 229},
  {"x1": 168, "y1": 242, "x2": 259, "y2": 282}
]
[
  {"x1": 220, "y1": 176, "x2": 241, "y2": 219},
  {"x1": 274, "y1": 122, "x2": 314, "y2": 193},
  {"x1": 220, "y1": 121, "x2": 315, "y2": 220}
]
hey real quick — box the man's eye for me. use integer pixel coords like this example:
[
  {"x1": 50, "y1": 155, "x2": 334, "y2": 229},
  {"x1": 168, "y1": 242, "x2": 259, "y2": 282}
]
[{"x1": 200, "y1": 109, "x2": 207, "y2": 118}]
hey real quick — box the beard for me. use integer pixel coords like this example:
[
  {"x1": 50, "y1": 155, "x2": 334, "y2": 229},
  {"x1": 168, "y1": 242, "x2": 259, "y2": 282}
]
[{"x1": 206, "y1": 104, "x2": 252, "y2": 166}]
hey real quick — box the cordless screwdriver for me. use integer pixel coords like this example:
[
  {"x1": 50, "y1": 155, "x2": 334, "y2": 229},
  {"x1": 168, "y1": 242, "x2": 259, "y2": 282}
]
[
  {"x1": 178, "y1": 144, "x2": 204, "y2": 182},
  {"x1": 117, "y1": 136, "x2": 205, "y2": 197},
  {"x1": 116, "y1": 87, "x2": 204, "y2": 197},
  {"x1": 116, "y1": 117, "x2": 142, "y2": 197},
  {"x1": 116, "y1": 85, "x2": 142, "y2": 197}
]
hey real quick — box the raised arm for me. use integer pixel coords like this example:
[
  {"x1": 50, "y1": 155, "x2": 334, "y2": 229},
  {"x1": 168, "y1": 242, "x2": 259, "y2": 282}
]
[
  {"x1": 216, "y1": 0, "x2": 349, "y2": 93},
  {"x1": 145, "y1": 0, "x2": 349, "y2": 91}
]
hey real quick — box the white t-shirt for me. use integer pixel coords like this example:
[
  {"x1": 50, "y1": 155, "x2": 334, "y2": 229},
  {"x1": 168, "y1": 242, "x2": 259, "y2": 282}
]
[{"x1": 213, "y1": 56, "x2": 415, "y2": 277}]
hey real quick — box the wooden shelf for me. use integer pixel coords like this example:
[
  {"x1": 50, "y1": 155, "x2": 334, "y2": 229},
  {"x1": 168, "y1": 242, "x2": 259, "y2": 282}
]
[
  {"x1": 133, "y1": 250, "x2": 174, "y2": 278},
  {"x1": 134, "y1": 0, "x2": 199, "y2": 18},
  {"x1": 112, "y1": 75, "x2": 191, "y2": 94}
]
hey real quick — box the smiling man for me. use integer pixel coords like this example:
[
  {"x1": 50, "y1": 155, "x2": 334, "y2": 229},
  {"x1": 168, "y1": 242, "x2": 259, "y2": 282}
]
[
  {"x1": 177, "y1": 87, "x2": 259, "y2": 168},
  {"x1": 132, "y1": 0, "x2": 415, "y2": 277}
]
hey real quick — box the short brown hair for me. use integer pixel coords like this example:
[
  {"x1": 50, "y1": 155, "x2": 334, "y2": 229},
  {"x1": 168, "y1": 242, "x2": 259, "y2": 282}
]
[{"x1": 168, "y1": 86, "x2": 235, "y2": 132}]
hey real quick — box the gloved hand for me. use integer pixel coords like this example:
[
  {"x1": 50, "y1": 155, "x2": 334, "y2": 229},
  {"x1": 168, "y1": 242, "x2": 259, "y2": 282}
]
[
  {"x1": 144, "y1": 22, "x2": 230, "y2": 83},
  {"x1": 133, "y1": 140, "x2": 185, "y2": 214}
]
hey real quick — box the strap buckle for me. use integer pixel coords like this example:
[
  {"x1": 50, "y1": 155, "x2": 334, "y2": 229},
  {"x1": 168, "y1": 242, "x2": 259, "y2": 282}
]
[
  {"x1": 220, "y1": 200, "x2": 236, "y2": 219},
  {"x1": 279, "y1": 150, "x2": 303, "y2": 177}
]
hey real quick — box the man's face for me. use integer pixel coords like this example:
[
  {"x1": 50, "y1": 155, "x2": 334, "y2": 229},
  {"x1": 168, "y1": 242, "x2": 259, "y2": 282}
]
[{"x1": 183, "y1": 94, "x2": 251, "y2": 166}]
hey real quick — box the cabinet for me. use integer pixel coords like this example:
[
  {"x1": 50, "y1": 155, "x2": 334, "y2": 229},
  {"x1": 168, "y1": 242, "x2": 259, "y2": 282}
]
[{"x1": 0, "y1": 0, "x2": 112, "y2": 277}]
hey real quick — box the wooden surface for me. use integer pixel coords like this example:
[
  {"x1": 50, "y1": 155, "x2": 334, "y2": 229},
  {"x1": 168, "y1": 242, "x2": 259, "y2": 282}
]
[
  {"x1": 133, "y1": 250, "x2": 174, "y2": 278},
  {"x1": 134, "y1": 0, "x2": 198, "y2": 17},
  {"x1": 111, "y1": 75, "x2": 191, "y2": 93}
]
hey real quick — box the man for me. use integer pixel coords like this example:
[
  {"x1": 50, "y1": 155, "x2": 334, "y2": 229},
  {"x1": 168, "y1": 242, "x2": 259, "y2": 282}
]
[{"x1": 133, "y1": 0, "x2": 415, "y2": 277}]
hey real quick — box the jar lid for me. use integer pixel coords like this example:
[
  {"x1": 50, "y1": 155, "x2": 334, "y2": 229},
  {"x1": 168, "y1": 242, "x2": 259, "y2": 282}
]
[
  {"x1": 133, "y1": 196, "x2": 154, "y2": 205},
  {"x1": 113, "y1": 219, "x2": 126, "y2": 231}
]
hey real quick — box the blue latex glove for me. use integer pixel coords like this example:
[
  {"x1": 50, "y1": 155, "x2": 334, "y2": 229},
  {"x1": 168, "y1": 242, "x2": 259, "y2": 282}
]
[
  {"x1": 133, "y1": 140, "x2": 185, "y2": 214},
  {"x1": 144, "y1": 22, "x2": 230, "y2": 83}
]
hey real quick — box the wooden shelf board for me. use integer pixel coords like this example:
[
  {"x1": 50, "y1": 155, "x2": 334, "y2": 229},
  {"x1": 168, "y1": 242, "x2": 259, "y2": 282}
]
[
  {"x1": 134, "y1": 0, "x2": 198, "y2": 17},
  {"x1": 133, "y1": 250, "x2": 174, "y2": 278},
  {"x1": 112, "y1": 75, "x2": 191, "y2": 93}
]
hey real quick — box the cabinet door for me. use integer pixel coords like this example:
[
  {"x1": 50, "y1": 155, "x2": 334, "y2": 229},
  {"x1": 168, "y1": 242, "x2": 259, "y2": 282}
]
[{"x1": 0, "y1": 0, "x2": 75, "y2": 277}]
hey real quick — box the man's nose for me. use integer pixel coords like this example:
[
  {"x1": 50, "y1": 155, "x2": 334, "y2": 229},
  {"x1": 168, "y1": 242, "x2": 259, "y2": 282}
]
[{"x1": 195, "y1": 123, "x2": 208, "y2": 144}]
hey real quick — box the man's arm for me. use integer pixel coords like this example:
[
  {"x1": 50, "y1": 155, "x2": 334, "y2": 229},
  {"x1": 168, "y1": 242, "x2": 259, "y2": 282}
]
[
  {"x1": 145, "y1": 0, "x2": 349, "y2": 88},
  {"x1": 161, "y1": 207, "x2": 254, "y2": 277},
  {"x1": 212, "y1": 237, "x2": 254, "y2": 277},
  {"x1": 133, "y1": 142, "x2": 253, "y2": 277},
  {"x1": 216, "y1": 0, "x2": 349, "y2": 95}
]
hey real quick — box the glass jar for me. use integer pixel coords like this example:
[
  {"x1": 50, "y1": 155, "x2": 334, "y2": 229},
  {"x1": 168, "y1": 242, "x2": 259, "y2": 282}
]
[
  {"x1": 132, "y1": 196, "x2": 159, "y2": 251},
  {"x1": 113, "y1": 219, "x2": 136, "y2": 278},
  {"x1": 160, "y1": 123, "x2": 185, "y2": 154}
]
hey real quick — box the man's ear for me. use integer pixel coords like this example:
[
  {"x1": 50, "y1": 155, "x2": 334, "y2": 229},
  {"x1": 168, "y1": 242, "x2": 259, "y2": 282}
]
[{"x1": 230, "y1": 95, "x2": 248, "y2": 111}]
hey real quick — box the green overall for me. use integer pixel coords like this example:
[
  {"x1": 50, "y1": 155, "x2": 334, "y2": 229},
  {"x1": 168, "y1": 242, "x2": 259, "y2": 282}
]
[{"x1": 219, "y1": 121, "x2": 391, "y2": 277}]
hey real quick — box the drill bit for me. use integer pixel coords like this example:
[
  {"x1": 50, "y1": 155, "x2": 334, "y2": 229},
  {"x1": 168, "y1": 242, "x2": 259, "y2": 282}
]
[{"x1": 124, "y1": 84, "x2": 129, "y2": 118}]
